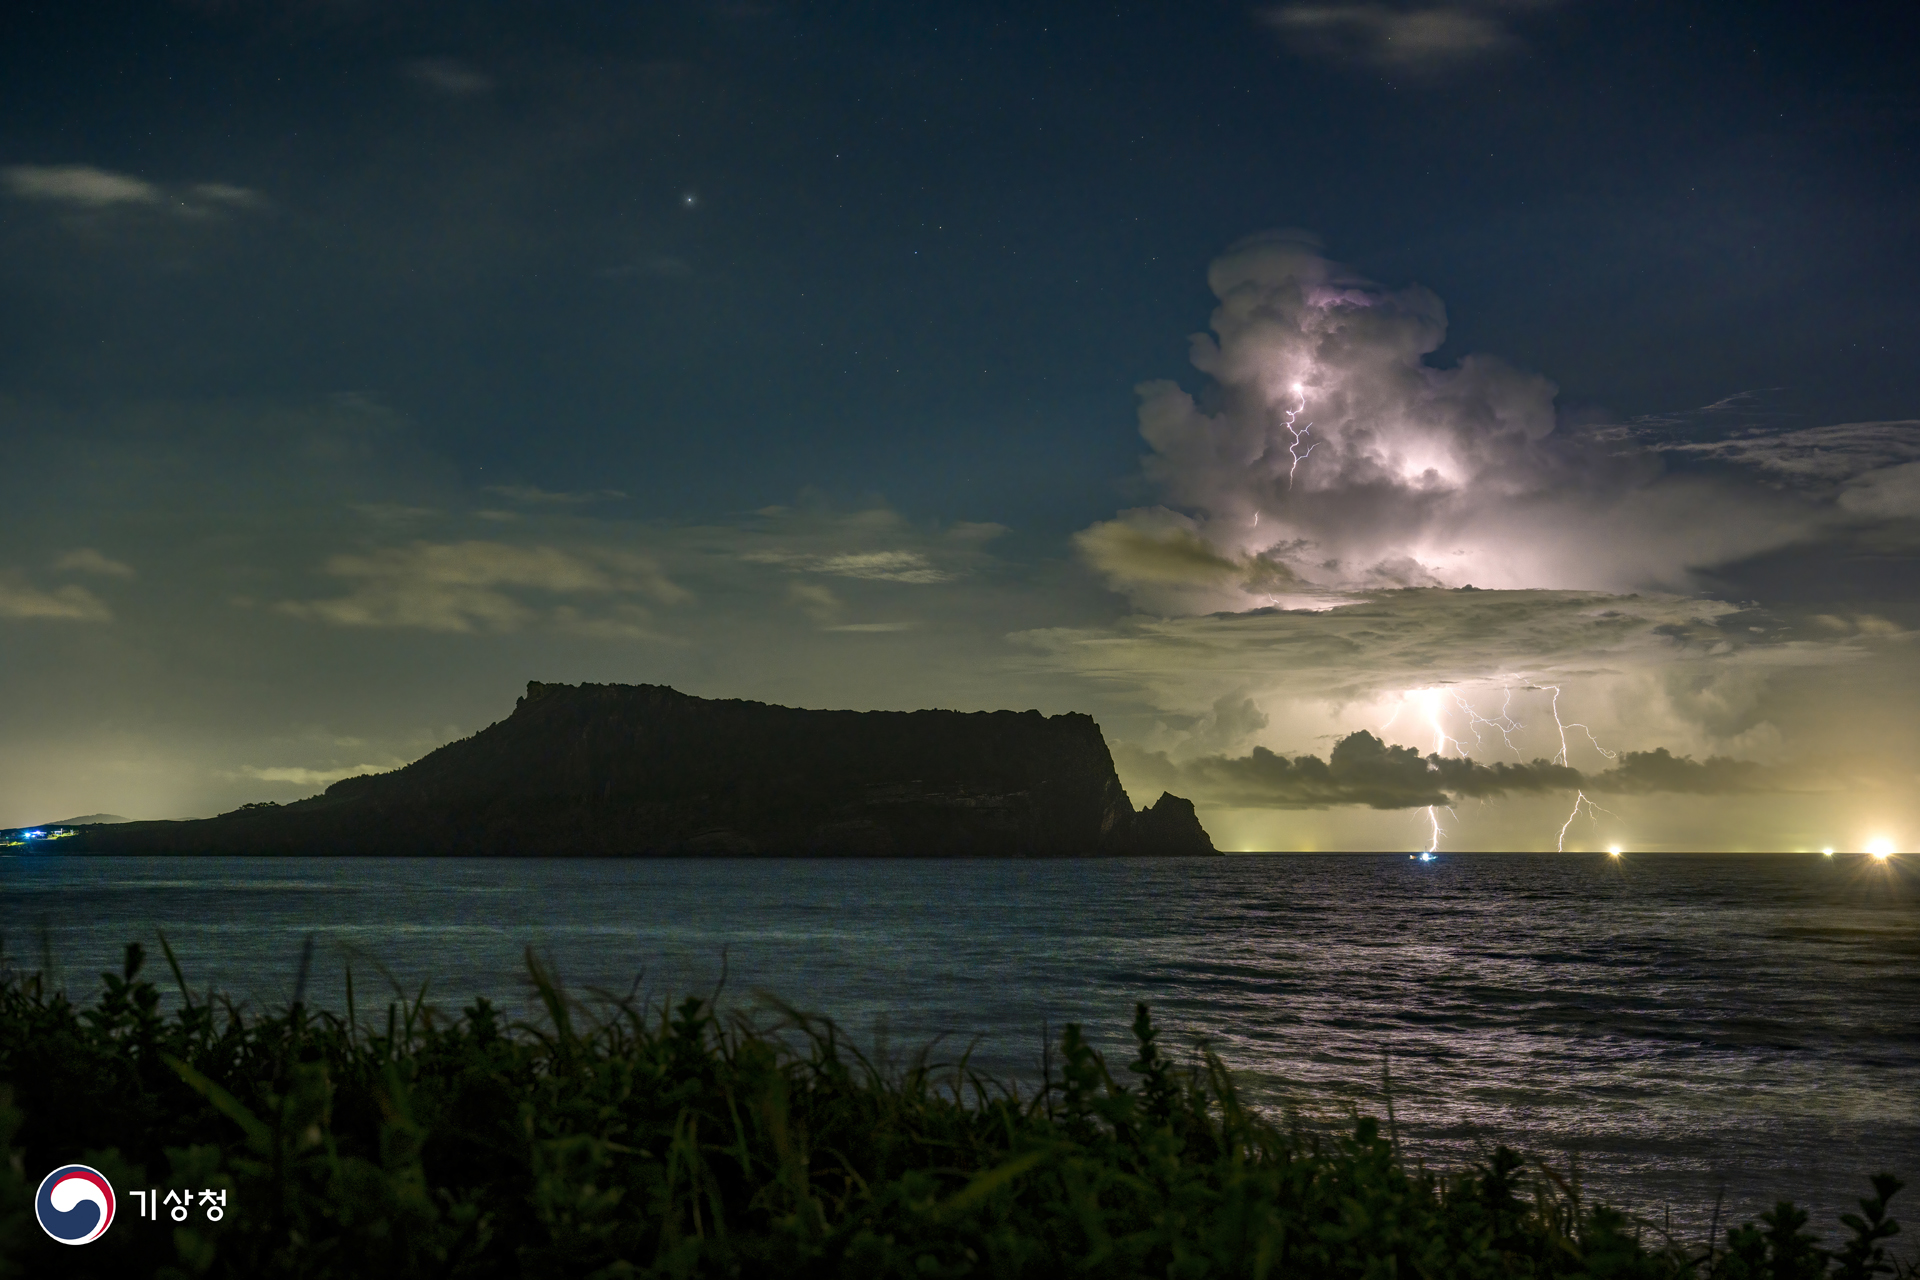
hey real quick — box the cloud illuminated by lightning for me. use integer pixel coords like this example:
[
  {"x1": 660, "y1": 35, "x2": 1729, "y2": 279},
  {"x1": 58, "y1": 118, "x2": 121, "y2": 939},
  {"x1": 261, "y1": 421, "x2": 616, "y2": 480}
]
[
  {"x1": 1390, "y1": 681, "x2": 1626, "y2": 850},
  {"x1": 1055, "y1": 237, "x2": 1900, "y2": 853}
]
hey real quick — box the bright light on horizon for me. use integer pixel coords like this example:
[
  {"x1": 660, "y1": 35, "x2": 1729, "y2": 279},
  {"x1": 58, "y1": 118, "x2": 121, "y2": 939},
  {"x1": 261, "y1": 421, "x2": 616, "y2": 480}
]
[
  {"x1": 1608, "y1": 846, "x2": 1621, "y2": 857},
  {"x1": 1866, "y1": 838, "x2": 1895, "y2": 860},
  {"x1": 1822, "y1": 848, "x2": 1834, "y2": 857}
]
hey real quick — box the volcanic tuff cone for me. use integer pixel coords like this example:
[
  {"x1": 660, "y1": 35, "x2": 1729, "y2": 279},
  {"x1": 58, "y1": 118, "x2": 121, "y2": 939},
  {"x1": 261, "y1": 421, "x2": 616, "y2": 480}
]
[{"x1": 65, "y1": 682, "x2": 1217, "y2": 857}]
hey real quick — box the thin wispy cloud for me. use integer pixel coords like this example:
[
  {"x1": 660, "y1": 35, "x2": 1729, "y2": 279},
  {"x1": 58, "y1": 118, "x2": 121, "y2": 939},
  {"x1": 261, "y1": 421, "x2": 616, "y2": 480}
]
[
  {"x1": 402, "y1": 57, "x2": 495, "y2": 97},
  {"x1": 2, "y1": 164, "x2": 266, "y2": 218},
  {"x1": 1644, "y1": 420, "x2": 1920, "y2": 484},
  {"x1": 277, "y1": 541, "x2": 687, "y2": 633},
  {"x1": 2, "y1": 164, "x2": 160, "y2": 206},
  {"x1": 237, "y1": 761, "x2": 398, "y2": 788},
  {"x1": 54, "y1": 548, "x2": 136, "y2": 578},
  {"x1": 481, "y1": 485, "x2": 629, "y2": 505},
  {"x1": 744, "y1": 548, "x2": 955, "y2": 584},
  {"x1": 0, "y1": 573, "x2": 113, "y2": 622},
  {"x1": 1263, "y1": 1, "x2": 1560, "y2": 70}
]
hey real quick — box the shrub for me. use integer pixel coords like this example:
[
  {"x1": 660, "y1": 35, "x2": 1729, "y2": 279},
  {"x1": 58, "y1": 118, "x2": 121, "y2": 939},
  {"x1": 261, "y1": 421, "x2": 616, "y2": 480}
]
[{"x1": 0, "y1": 940, "x2": 1909, "y2": 1279}]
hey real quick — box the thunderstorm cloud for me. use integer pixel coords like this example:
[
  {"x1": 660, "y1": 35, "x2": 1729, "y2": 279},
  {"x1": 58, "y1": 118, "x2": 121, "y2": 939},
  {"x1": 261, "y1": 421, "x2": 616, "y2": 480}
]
[
  {"x1": 1045, "y1": 236, "x2": 1918, "y2": 843},
  {"x1": 1074, "y1": 233, "x2": 1844, "y2": 614},
  {"x1": 1114, "y1": 732, "x2": 1773, "y2": 813}
]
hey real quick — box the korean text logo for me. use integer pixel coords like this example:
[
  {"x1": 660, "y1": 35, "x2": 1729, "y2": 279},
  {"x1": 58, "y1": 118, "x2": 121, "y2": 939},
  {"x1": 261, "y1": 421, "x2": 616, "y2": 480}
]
[{"x1": 132, "y1": 1187, "x2": 227, "y2": 1222}]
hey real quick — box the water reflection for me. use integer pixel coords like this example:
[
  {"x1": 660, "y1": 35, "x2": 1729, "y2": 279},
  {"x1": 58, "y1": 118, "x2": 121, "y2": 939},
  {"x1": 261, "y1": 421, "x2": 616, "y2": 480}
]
[{"x1": 2, "y1": 851, "x2": 1914, "y2": 1239}]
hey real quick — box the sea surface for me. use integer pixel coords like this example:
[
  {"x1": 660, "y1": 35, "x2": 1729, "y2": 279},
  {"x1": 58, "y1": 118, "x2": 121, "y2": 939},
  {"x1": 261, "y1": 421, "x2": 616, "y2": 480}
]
[{"x1": 4, "y1": 851, "x2": 1916, "y2": 1243}]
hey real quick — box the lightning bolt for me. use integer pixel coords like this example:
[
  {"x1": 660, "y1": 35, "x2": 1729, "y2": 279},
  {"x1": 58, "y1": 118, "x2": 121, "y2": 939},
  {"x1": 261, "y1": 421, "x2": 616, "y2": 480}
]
[
  {"x1": 1545, "y1": 684, "x2": 1615, "y2": 769},
  {"x1": 1542, "y1": 685, "x2": 1617, "y2": 851},
  {"x1": 1283, "y1": 387, "x2": 1315, "y2": 488},
  {"x1": 1418, "y1": 689, "x2": 1471, "y2": 852},
  {"x1": 1249, "y1": 385, "x2": 1311, "y2": 548},
  {"x1": 1423, "y1": 688, "x2": 1471, "y2": 758},
  {"x1": 1422, "y1": 804, "x2": 1456, "y2": 855},
  {"x1": 1555, "y1": 791, "x2": 1612, "y2": 852},
  {"x1": 1452, "y1": 686, "x2": 1523, "y2": 757},
  {"x1": 1386, "y1": 682, "x2": 1624, "y2": 853}
]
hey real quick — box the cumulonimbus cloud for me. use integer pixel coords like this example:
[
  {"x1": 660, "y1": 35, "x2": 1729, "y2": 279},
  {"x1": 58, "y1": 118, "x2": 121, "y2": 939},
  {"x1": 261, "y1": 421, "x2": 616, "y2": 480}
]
[
  {"x1": 1073, "y1": 233, "x2": 1870, "y2": 613},
  {"x1": 1116, "y1": 730, "x2": 1773, "y2": 812}
]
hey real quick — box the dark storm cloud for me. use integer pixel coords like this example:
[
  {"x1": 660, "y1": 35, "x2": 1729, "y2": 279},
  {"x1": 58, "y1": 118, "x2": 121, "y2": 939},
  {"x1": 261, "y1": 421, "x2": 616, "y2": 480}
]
[
  {"x1": 1594, "y1": 748, "x2": 1770, "y2": 796},
  {"x1": 1019, "y1": 588, "x2": 1784, "y2": 709},
  {"x1": 1024, "y1": 583, "x2": 1897, "y2": 821},
  {"x1": 1115, "y1": 730, "x2": 1774, "y2": 812}
]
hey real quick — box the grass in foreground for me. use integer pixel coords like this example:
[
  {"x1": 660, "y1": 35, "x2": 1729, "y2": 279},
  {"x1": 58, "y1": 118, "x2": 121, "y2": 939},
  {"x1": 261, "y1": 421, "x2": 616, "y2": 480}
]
[{"x1": 0, "y1": 940, "x2": 1909, "y2": 1279}]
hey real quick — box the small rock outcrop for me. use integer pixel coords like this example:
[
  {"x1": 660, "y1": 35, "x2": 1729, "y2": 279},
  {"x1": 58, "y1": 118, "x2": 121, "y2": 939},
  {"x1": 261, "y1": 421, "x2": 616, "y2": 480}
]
[{"x1": 66, "y1": 682, "x2": 1218, "y2": 858}]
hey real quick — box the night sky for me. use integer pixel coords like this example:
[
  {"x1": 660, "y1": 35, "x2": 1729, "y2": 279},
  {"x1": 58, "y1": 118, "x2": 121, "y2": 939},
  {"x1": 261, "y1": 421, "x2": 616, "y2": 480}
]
[{"x1": 4, "y1": 0, "x2": 1916, "y2": 851}]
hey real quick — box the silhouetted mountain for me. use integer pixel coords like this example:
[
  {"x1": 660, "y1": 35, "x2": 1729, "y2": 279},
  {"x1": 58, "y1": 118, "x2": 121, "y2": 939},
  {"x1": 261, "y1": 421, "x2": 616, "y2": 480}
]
[{"x1": 65, "y1": 683, "x2": 1217, "y2": 857}]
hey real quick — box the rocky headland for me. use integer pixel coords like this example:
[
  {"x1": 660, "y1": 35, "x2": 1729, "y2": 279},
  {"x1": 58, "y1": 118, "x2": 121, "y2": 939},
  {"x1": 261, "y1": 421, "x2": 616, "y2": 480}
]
[{"x1": 59, "y1": 682, "x2": 1217, "y2": 857}]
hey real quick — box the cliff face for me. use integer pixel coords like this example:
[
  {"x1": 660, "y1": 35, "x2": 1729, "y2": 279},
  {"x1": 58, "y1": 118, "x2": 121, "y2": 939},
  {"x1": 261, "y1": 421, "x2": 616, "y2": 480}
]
[{"x1": 70, "y1": 682, "x2": 1217, "y2": 857}]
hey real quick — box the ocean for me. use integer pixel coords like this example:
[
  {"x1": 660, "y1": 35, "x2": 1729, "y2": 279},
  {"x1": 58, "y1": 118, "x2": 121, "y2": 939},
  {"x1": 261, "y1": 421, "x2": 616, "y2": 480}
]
[{"x1": 3, "y1": 851, "x2": 1915, "y2": 1242}]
